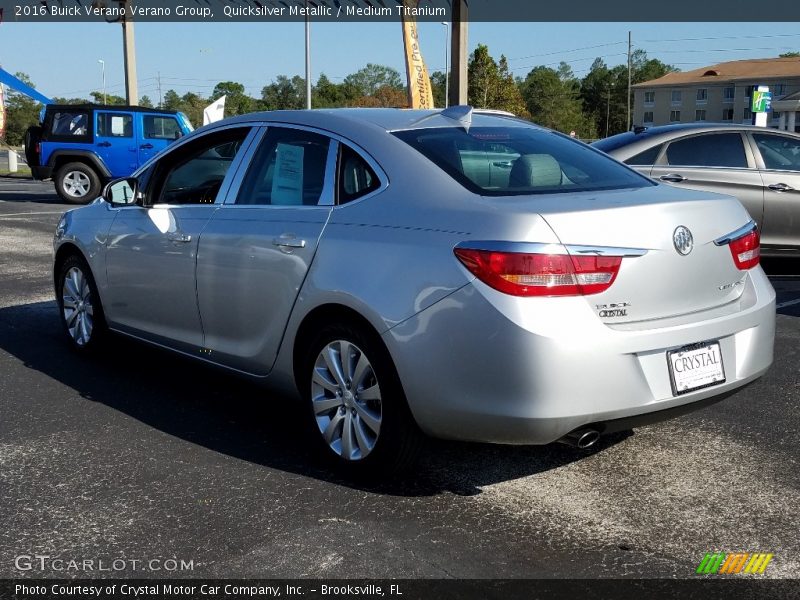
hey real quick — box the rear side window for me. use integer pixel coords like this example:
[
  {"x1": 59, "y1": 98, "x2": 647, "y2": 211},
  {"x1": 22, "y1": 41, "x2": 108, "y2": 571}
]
[
  {"x1": 144, "y1": 116, "x2": 182, "y2": 140},
  {"x1": 236, "y1": 127, "x2": 331, "y2": 206},
  {"x1": 393, "y1": 127, "x2": 651, "y2": 196},
  {"x1": 753, "y1": 133, "x2": 800, "y2": 170},
  {"x1": 47, "y1": 110, "x2": 91, "y2": 141},
  {"x1": 624, "y1": 144, "x2": 663, "y2": 166},
  {"x1": 337, "y1": 144, "x2": 380, "y2": 204},
  {"x1": 665, "y1": 133, "x2": 747, "y2": 168}
]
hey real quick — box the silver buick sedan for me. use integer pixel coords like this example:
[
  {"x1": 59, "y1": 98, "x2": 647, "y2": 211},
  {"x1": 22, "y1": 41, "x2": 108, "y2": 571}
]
[{"x1": 54, "y1": 107, "x2": 776, "y2": 475}]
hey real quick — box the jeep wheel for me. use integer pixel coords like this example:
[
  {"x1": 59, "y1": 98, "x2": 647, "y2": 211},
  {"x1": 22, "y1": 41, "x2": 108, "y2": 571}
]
[{"x1": 55, "y1": 162, "x2": 101, "y2": 204}]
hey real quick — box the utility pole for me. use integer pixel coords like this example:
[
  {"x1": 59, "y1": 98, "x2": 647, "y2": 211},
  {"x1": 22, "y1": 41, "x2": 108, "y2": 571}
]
[
  {"x1": 606, "y1": 85, "x2": 611, "y2": 137},
  {"x1": 627, "y1": 30, "x2": 632, "y2": 131},
  {"x1": 441, "y1": 21, "x2": 450, "y2": 108},
  {"x1": 449, "y1": 0, "x2": 468, "y2": 107},
  {"x1": 305, "y1": 0, "x2": 312, "y2": 110},
  {"x1": 157, "y1": 72, "x2": 162, "y2": 108},
  {"x1": 120, "y1": 1, "x2": 138, "y2": 105}
]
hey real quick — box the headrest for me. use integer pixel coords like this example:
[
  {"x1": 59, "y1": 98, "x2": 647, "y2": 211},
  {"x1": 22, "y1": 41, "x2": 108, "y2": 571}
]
[{"x1": 509, "y1": 154, "x2": 563, "y2": 188}]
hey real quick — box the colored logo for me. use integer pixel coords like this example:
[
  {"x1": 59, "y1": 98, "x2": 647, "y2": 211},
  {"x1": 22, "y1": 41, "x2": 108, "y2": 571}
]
[{"x1": 696, "y1": 552, "x2": 774, "y2": 574}]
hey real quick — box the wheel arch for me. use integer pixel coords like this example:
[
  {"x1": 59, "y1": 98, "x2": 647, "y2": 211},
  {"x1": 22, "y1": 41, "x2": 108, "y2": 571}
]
[
  {"x1": 53, "y1": 242, "x2": 87, "y2": 290},
  {"x1": 292, "y1": 303, "x2": 394, "y2": 393},
  {"x1": 49, "y1": 151, "x2": 111, "y2": 179}
]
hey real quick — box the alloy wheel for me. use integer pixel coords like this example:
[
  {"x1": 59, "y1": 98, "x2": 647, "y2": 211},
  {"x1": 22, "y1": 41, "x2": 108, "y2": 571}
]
[
  {"x1": 63, "y1": 171, "x2": 91, "y2": 198},
  {"x1": 62, "y1": 266, "x2": 94, "y2": 346},
  {"x1": 311, "y1": 340, "x2": 383, "y2": 461}
]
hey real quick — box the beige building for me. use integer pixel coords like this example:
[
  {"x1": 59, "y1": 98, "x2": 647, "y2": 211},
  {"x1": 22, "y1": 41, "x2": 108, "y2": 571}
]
[{"x1": 633, "y1": 57, "x2": 800, "y2": 131}]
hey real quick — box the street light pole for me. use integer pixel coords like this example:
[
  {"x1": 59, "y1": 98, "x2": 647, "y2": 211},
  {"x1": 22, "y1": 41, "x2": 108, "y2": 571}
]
[
  {"x1": 441, "y1": 21, "x2": 449, "y2": 108},
  {"x1": 98, "y1": 59, "x2": 106, "y2": 105},
  {"x1": 305, "y1": 0, "x2": 312, "y2": 110}
]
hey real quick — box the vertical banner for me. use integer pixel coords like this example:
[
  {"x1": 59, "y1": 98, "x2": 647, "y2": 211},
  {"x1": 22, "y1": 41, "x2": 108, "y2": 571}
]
[{"x1": 401, "y1": 0, "x2": 434, "y2": 109}]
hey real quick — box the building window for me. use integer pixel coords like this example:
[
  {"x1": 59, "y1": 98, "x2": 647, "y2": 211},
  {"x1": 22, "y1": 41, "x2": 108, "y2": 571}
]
[
  {"x1": 644, "y1": 91, "x2": 655, "y2": 106},
  {"x1": 774, "y1": 83, "x2": 786, "y2": 96},
  {"x1": 723, "y1": 87, "x2": 735, "y2": 103},
  {"x1": 671, "y1": 90, "x2": 682, "y2": 105},
  {"x1": 773, "y1": 112, "x2": 781, "y2": 120},
  {"x1": 643, "y1": 111, "x2": 654, "y2": 124},
  {"x1": 696, "y1": 110, "x2": 707, "y2": 121},
  {"x1": 745, "y1": 85, "x2": 755, "y2": 99},
  {"x1": 696, "y1": 88, "x2": 707, "y2": 103},
  {"x1": 743, "y1": 109, "x2": 753, "y2": 122},
  {"x1": 670, "y1": 110, "x2": 681, "y2": 122},
  {"x1": 722, "y1": 108, "x2": 734, "y2": 121}
]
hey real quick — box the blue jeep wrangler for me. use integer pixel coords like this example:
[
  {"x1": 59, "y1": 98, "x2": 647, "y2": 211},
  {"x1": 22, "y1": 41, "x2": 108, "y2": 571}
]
[{"x1": 25, "y1": 104, "x2": 193, "y2": 204}]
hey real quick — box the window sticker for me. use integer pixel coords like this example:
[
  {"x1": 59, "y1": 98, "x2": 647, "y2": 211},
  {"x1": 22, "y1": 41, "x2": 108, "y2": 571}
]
[
  {"x1": 111, "y1": 116, "x2": 125, "y2": 136},
  {"x1": 271, "y1": 143, "x2": 304, "y2": 205}
]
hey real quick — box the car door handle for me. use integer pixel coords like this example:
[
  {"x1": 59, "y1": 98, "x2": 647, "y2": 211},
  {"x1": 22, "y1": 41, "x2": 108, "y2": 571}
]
[
  {"x1": 272, "y1": 235, "x2": 306, "y2": 249},
  {"x1": 97, "y1": 141, "x2": 112, "y2": 148},
  {"x1": 140, "y1": 143, "x2": 154, "y2": 149},
  {"x1": 768, "y1": 182, "x2": 794, "y2": 192},
  {"x1": 660, "y1": 173, "x2": 687, "y2": 183},
  {"x1": 166, "y1": 232, "x2": 192, "y2": 243},
  {"x1": 492, "y1": 161, "x2": 513, "y2": 169}
]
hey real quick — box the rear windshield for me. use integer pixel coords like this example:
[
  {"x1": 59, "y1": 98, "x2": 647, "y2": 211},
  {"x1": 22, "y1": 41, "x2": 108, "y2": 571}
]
[{"x1": 394, "y1": 127, "x2": 652, "y2": 196}]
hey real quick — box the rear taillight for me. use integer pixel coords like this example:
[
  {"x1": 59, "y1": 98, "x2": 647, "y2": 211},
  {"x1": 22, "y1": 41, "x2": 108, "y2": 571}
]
[
  {"x1": 454, "y1": 248, "x2": 622, "y2": 297},
  {"x1": 728, "y1": 228, "x2": 760, "y2": 270},
  {"x1": 35, "y1": 143, "x2": 40, "y2": 155}
]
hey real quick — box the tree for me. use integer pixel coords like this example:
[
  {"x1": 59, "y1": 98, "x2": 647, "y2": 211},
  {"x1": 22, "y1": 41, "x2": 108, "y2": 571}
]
[
  {"x1": 429, "y1": 71, "x2": 447, "y2": 108},
  {"x1": 779, "y1": 52, "x2": 800, "y2": 58},
  {"x1": 90, "y1": 91, "x2": 126, "y2": 105},
  {"x1": 3, "y1": 72, "x2": 42, "y2": 146},
  {"x1": 352, "y1": 85, "x2": 408, "y2": 108},
  {"x1": 162, "y1": 90, "x2": 182, "y2": 111},
  {"x1": 313, "y1": 73, "x2": 346, "y2": 108},
  {"x1": 261, "y1": 75, "x2": 305, "y2": 110},
  {"x1": 139, "y1": 95, "x2": 154, "y2": 108},
  {"x1": 519, "y1": 63, "x2": 596, "y2": 137},
  {"x1": 468, "y1": 44, "x2": 499, "y2": 108},
  {"x1": 343, "y1": 64, "x2": 403, "y2": 98},
  {"x1": 211, "y1": 81, "x2": 253, "y2": 116}
]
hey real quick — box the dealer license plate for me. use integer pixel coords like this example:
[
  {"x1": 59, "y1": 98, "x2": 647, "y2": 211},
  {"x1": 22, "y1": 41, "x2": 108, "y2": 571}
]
[{"x1": 667, "y1": 341, "x2": 726, "y2": 396}]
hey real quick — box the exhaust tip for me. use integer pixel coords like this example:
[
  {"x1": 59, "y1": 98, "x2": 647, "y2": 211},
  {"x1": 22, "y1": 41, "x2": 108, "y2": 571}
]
[{"x1": 559, "y1": 428, "x2": 601, "y2": 449}]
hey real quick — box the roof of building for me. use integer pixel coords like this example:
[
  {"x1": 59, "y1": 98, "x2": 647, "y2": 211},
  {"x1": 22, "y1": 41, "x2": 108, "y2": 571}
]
[{"x1": 633, "y1": 57, "x2": 800, "y2": 88}]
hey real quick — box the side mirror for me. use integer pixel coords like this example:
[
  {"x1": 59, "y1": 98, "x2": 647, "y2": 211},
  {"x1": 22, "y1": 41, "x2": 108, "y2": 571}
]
[{"x1": 103, "y1": 177, "x2": 139, "y2": 206}]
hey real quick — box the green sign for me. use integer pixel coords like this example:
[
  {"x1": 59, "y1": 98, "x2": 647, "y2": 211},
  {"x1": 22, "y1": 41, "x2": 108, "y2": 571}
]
[{"x1": 752, "y1": 90, "x2": 772, "y2": 113}]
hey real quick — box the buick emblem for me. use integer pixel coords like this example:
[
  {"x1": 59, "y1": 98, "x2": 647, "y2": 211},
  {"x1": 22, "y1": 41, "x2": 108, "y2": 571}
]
[{"x1": 673, "y1": 226, "x2": 694, "y2": 256}]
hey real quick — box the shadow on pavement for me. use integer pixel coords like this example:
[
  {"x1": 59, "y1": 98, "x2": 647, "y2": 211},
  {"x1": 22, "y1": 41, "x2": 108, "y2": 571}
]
[{"x1": 0, "y1": 300, "x2": 628, "y2": 498}]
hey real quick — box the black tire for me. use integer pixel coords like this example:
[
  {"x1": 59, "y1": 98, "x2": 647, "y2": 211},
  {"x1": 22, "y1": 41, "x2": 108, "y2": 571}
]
[
  {"x1": 54, "y1": 162, "x2": 102, "y2": 204},
  {"x1": 302, "y1": 322, "x2": 424, "y2": 478},
  {"x1": 55, "y1": 254, "x2": 108, "y2": 353}
]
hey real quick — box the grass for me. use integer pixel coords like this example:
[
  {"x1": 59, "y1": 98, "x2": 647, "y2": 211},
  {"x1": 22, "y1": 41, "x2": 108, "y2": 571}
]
[{"x1": 0, "y1": 166, "x2": 32, "y2": 178}]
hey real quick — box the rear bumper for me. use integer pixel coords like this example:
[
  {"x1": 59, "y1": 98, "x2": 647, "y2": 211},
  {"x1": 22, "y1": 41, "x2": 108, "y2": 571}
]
[
  {"x1": 31, "y1": 165, "x2": 52, "y2": 180},
  {"x1": 384, "y1": 267, "x2": 776, "y2": 445}
]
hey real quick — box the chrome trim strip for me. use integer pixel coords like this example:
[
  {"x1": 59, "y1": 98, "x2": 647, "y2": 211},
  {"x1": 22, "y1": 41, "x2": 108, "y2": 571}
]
[
  {"x1": 565, "y1": 244, "x2": 649, "y2": 257},
  {"x1": 713, "y1": 220, "x2": 757, "y2": 246},
  {"x1": 454, "y1": 240, "x2": 648, "y2": 257}
]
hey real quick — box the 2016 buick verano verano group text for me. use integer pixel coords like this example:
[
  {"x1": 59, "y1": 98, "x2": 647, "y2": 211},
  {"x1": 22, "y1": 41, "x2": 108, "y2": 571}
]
[{"x1": 53, "y1": 107, "x2": 776, "y2": 474}]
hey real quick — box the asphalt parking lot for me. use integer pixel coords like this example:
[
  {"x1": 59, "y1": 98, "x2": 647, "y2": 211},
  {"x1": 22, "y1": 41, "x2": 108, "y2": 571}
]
[{"x1": 0, "y1": 177, "x2": 798, "y2": 580}]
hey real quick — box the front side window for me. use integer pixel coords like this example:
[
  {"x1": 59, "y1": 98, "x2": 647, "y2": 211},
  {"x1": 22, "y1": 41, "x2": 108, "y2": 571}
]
[
  {"x1": 236, "y1": 127, "x2": 331, "y2": 206},
  {"x1": 393, "y1": 126, "x2": 652, "y2": 196},
  {"x1": 97, "y1": 112, "x2": 133, "y2": 138},
  {"x1": 144, "y1": 115, "x2": 182, "y2": 140},
  {"x1": 753, "y1": 133, "x2": 800, "y2": 170},
  {"x1": 151, "y1": 128, "x2": 250, "y2": 205},
  {"x1": 665, "y1": 133, "x2": 747, "y2": 168}
]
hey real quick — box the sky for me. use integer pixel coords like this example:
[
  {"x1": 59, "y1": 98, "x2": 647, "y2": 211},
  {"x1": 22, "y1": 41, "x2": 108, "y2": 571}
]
[{"x1": 2, "y1": 21, "x2": 800, "y2": 102}]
